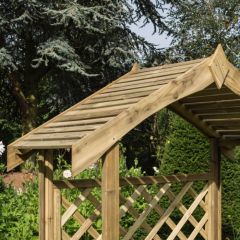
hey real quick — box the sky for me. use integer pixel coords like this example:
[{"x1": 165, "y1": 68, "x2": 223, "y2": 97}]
[{"x1": 130, "y1": 23, "x2": 172, "y2": 48}]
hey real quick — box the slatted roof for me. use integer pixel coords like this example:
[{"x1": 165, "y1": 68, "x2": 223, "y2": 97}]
[{"x1": 7, "y1": 44, "x2": 240, "y2": 175}]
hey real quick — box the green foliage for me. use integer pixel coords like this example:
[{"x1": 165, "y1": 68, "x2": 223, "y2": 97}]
[
  {"x1": 222, "y1": 151, "x2": 240, "y2": 239},
  {"x1": 166, "y1": 0, "x2": 240, "y2": 65},
  {"x1": 0, "y1": 180, "x2": 39, "y2": 240},
  {"x1": 160, "y1": 114, "x2": 210, "y2": 175}
]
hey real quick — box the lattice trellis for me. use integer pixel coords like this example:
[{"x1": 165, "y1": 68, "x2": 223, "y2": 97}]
[{"x1": 53, "y1": 173, "x2": 210, "y2": 240}]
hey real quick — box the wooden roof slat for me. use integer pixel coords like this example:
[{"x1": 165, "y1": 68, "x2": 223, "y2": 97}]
[
  {"x1": 114, "y1": 75, "x2": 178, "y2": 87},
  {"x1": 137, "y1": 59, "x2": 204, "y2": 73},
  {"x1": 181, "y1": 99, "x2": 240, "y2": 109},
  {"x1": 203, "y1": 118, "x2": 240, "y2": 125},
  {"x1": 102, "y1": 79, "x2": 170, "y2": 93},
  {"x1": 78, "y1": 98, "x2": 140, "y2": 110},
  {"x1": 24, "y1": 131, "x2": 91, "y2": 141},
  {"x1": 200, "y1": 113, "x2": 240, "y2": 120},
  {"x1": 117, "y1": 68, "x2": 189, "y2": 83},
  {"x1": 217, "y1": 130, "x2": 240, "y2": 134},
  {"x1": 15, "y1": 140, "x2": 76, "y2": 149},
  {"x1": 89, "y1": 91, "x2": 152, "y2": 102},
  {"x1": 192, "y1": 106, "x2": 240, "y2": 114},
  {"x1": 181, "y1": 93, "x2": 238, "y2": 104},
  {"x1": 57, "y1": 109, "x2": 123, "y2": 122},
  {"x1": 74, "y1": 103, "x2": 133, "y2": 111},
  {"x1": 36, "y1": 125, "x2": 100, "y2": 134},
  {"x1": 98, "y1": 84, "x2": 166, "y2": 97},
  {"x1": 129, "y1": 63, "x2": 196, "y2": 77},
  {"x1": 48, "y1": 117, "x2": 114, "y2": 127}
]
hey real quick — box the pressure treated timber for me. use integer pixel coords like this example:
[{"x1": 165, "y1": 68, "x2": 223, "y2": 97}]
[
  {"x1": 102, "y1": 144, "x2": 119, "y2": 240},
  {"x1": 145, "y1": 182, "x2": 193, "y2": 240},
  {"x1": 113, "y1": 75, "x2": 177, "y2": 87},
  {"x1": 44, "y1": 150, "x2": 54, "y2": 240},
  {"x1": 38, "y1": 152, "x2": 45, "y2": 240},
  {"x1": 78, "y1": 98, "x2": 140, "y2": 109},
  {"x1": 36, "y1": 125, "x2": 100, "y2": 134},
  {"x1": 53, "y1": 173, "x2": 210, "y2": 189},
  {"x1": 137, "y1": 58, "x2": 204, "y2": 73},
  {"x1": 208, "y1": 139, "x2": 221, "y2": 240},
  {"x1": 53, "y1": 188, "x2": 61, "y2": 240},
  {"x1": 48, "y1": 117, "x2": 113, "y2": 127}
]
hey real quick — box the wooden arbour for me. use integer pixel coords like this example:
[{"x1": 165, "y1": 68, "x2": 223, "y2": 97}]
[{"x1": 7, "y1": 44, "x2": 240, "y2": 239}]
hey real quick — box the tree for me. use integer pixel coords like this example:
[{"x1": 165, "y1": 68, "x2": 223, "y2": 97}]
[
  {"x1": 165, "y1": 0, "x2": 240, "y2": 65},
  {"x1": 0, "y1": 0, "x2": 171, "y2": 138}
]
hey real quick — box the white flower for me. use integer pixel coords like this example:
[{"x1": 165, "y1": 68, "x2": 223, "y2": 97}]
[
  {"x1": 0, "y1": 141, "x2": 5, "y2": 156},
  {"x1": 63, "y1": 169, "x2": 72, "y2": 179},
  {"x1": 89, "y1": 163, "x2": 97, "y2": 170},
  {"x1": 153, "y1": 166, "x2": 159, "y2": 174}
]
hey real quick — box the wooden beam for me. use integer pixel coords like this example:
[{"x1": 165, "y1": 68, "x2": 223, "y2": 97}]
[
  {"x1": 102, "y1": 144, "x2": 120, "y2": 240},
  {"x1": 208, "y1": 44, "x2": 230, "y2": 89},
  {"x1": 45, "y1": 150, "x2": 54, "y2": 240},
  {"x1": 38, "y1": 151, "x2": 45, "y2": 240},
  {"x1": 53, "y1": 173, "x2": 210, "y2": 189},
  {"x1": 53, "y1": 188, "x2": 61, "y2": 240},
  {"x1": 72, "y1": 58, "x2": 213, "y2": 175},
  {"x1": 208, "y1": 138, "x2": 221, "y2": 240}
]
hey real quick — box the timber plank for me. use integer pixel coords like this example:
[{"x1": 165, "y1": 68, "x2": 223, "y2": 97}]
[
  {"x1": 78, "y1": 97, "x2": 140, "y2": 110},
  {"x1": 102, "y1": 144, "x2": 119, "y2": 240},
  {"x1": 137, "y1": 59, "x2": 204, "y2": 73},
  {"x1": 192, "y1": 106, "x2": 240, "y2": 114},
  {"x1": 74, "y1": 103, "x2": 133, "y2": 111},
  {"x1": 15, "y1": 140, "x2": 76, "y2": 149},
  {"x1": 53, "y1": 173, "x2": 210, "y2": 189},
  {"x1": 36, "y1": 125, "x2": 100, "y2": 134},
  {"x1": 182, "y1": 93, "x2": 238, "y2": 103},
  {"x1": 102, "y1": 79, "x2": 170, "y2": 93},
  {"x1": 113, "y1": 75, "x2": 178, "y2": 87},
  {"x1": 58, "y1": 109, "x2": 122, "y2": 121},
  {"x1": 25, "y1": 131, "x2": 91, "y2": 141},
  {"x1": 48, "y1": 117, "x2": 113, "y2": 127},
  {"x1": 87, "y1": 91, "x2": 152, "y2": 102},
  {"x1": 98, "y1": 85, "x2": 165, "y2": 97}
]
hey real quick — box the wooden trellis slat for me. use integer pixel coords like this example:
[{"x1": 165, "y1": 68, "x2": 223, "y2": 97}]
[
  {"x1": 167, "y1": 184, "x2": 208, "y2": 240},
  {"x1": 140, "y1": 187, "x2": 187, "y2": 240},
  {"x1": 62, "y1": 197, "x2": 100, "y2": 239},
  {"x1": 165, "y1": 188, "x2": 207, "y2": 239},
  {"x1": 119, "y1": 192, "x2": 161, "y2": 240},
  {"x1": 123, "y1": 183, "x2": 171, "y2": 240},
  {"x1": 145, "y1": 182, "x2": 193, "y2": 240},
  {"x1": 188, "y1": 212, "x2": 208, "y2": 240},
  {"x1": 61, "y1": 188, "x2": 92, "y2": 226}
]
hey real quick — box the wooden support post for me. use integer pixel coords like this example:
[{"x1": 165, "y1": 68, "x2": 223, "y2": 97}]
[
  {"x1": 45, "y1": 150, "x2": 54, "y2": 240},
  {"x1": 38, "y1": 151, "x2": 45, "y2": 240},
  {"x1": 53, "y1": 188, "x2": 62, "y2": 240},
  {"x1": 208, "y1": 138, "x2": 221, "y2": 240},
  {"x1": 102, "y1": 144, "x2": 120, "y2": 240},
  {"x1": 38, "y1": 150, "x2": 55, "y2": 240}
]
